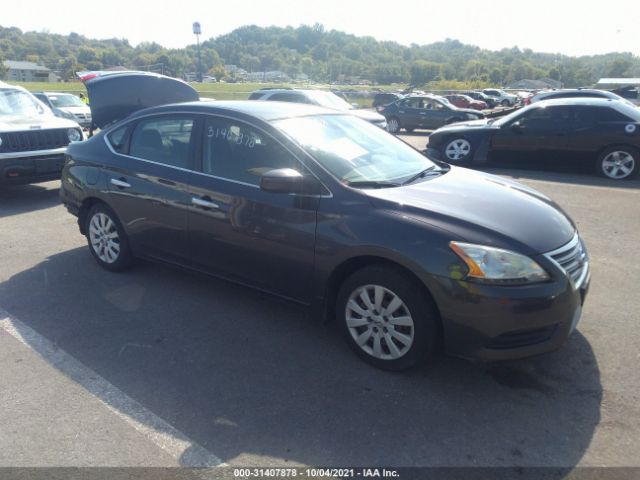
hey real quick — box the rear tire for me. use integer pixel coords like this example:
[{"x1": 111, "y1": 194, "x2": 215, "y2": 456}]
[
  {"x1": 596, "y1": 146, "x2": 639, "y2": 180},
  {"x1": 85, "y1": 203, "x2": 133, "y2": 272},
  {"x1": 387, "y1": 117, "x2": 401, "y2": 134},
  {"x1": 337, "y1": 265, "x2": 439, "y2": 371}
]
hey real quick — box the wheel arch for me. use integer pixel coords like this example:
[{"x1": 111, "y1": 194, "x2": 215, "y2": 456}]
[
  {"x1": 321, "y1": 255, "x2": 443, "y2": 339},
  {"x1": 596, "y1": 143, "x2": 640, "y2": 157},
  {"x1": 78, "y1": 197, "x2": 109, "y2": 235}
]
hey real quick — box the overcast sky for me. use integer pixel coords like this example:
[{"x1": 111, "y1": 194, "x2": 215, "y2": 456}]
[{"x1": 3, "y1": 0, "x2": 639, "y2": 56}]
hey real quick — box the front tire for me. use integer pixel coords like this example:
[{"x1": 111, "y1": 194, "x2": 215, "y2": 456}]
[
  {"x1": 442, "y1": 137, "x2": 473, "y2": 164},
  {"x1": 596, "y1": 146, "x2": 639, "y2": 180},
  {"x1": 501, "y1": 99, "x2": 510, "y2": 107},
  {"x1": 337, "y1": 266, "x2": 439, "y2": 371},
  {"x1": 85, "y1": 203, "x2": 133, "y2": 271}
]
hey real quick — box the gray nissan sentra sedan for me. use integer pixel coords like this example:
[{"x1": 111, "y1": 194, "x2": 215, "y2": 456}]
[{"x1": 60, "y1": 72, "x2": 590, "y2": 370}]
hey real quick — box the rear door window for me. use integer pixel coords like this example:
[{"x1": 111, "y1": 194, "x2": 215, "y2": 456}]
[
  {"x1": 129, "y1": 116, "x2": 195, "y2": 169},
  {"x1": 518, "y1": 106, "x2": 572, "y2": 131}
]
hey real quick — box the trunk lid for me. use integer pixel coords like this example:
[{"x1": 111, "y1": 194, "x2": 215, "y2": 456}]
[{"x1": 81, "y1": 71, "x2": 199, "y2": 128}]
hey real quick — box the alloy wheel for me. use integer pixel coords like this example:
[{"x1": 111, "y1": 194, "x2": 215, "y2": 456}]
[
  {"x1": 444, "y1": 139, "x2": 471, "y2": 162},
  {"x1": 601, "y1": 151, "x2": 636, "y2": 179},
  {"x1": 345, "y1": 285, "x2": 415, "y2": 360},
  {"x1": 387, "y1": 118, "x2": 399, "y2": 133},
  {"x1": 89, "y1": 212, "x2": 121, "y2": 264}
]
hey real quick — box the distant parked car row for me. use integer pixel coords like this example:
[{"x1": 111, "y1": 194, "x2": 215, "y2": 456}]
[{"x1": 378, "y1": 94, "x2": 485, "y2": 133}]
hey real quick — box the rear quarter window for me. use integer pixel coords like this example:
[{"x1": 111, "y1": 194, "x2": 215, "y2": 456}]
[
  {"x1": 596, "y1": 107, "x2": 633, "y2": 122},
  {"x1": 107, "y1": 125, "x2": 130, "y2": 154}
]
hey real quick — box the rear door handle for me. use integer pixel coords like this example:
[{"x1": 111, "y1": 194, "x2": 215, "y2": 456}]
[
  {"x1": 191, "y1": 197, "x2": 219, "y2": 210},
  {"x1": 110, "y1": 178, "x2": 131, "y2": 188}
]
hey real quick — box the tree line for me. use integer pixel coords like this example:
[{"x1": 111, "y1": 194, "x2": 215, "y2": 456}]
[{"x1": 1, "y1": 23, "x2": 639, "y2": 88}]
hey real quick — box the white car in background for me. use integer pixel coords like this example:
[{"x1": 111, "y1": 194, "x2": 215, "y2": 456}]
[
  {"x1": 482, "y1": 88, "x2": 519, "y2": 106},
  {"x1": 33, "y1": 91, "x2": 92, "y2": 129}
]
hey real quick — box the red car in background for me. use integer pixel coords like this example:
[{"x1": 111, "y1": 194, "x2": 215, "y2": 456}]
[{"x1": 444, "y1": 94, "x2": 487, "y2": 111}]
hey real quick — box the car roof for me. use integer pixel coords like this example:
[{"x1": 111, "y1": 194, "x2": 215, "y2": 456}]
[
  {"x1": 131, "y1": 100, "x2": 344, "y2": 122},
  {"x1": 533, "y1": 97, "x2": 625, "y2": 107}
]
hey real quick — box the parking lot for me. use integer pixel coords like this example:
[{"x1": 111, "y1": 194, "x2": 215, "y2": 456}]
[{"x1": 1, "y1": 135, "x2": 639, "y2": 469}]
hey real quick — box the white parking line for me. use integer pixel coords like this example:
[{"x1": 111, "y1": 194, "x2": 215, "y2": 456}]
[{"x1": 0, "y1": 308, "x2": 224, "y2": 468}]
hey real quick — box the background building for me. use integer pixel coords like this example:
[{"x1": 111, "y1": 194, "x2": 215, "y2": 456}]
[{"x1": 2, "y1": 60, "x2": 60, "y2": 82}]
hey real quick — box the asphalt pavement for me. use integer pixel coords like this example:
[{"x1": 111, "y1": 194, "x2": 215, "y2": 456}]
[{"x1": 0, "y1": 147, "x2": 639, "y2": 469}]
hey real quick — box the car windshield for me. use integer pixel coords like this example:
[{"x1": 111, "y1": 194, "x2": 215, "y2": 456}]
[
  {"x1": 48, "y1": 94, "x2": 85, "y2": 108},
  {"x1": 0, "y1": 88, "x2": 47, "y2": 117},
  {"x1": 306, "y1": 91, "x2": 354, "y2": 111},
  {"x1": 491, "y1": 104, "x2": 534, "y2": 126},
  {"x1": 274, "y1": 114, "x2": 438, "y2": 186}
]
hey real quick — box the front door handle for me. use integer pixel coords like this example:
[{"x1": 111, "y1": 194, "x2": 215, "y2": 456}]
[
  {"x1": 110, "y1": 178, "x2": 131, "y2": 189},
  {"x1": 191, "y1": 197, "x2": 219, "y2": 210}
]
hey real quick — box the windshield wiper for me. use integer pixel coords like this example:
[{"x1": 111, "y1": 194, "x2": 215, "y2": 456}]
[
  {"x1": 401, "y1": 166, "x2": 444, "y2": 185},
  {"x1": 345, "y1": 180, "x2": 401, "y2": 189}
]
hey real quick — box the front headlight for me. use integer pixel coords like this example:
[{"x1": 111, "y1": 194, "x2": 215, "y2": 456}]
[
  {"x1": 67, "y1": 128, "x2": 82, "y2": 142},
  {"x1": 466, "y1": 113, "x2": 479, "y2": 120},
  {"x1": 450, "y1": 242, "x2": 549, "y2": 284}
]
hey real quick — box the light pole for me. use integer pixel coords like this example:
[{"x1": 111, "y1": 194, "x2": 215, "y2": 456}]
[{"x1": 193, "y1": 22, "x2": 203, "y2": 82}]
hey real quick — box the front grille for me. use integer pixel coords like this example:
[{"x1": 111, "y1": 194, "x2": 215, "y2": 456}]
[
  {"x1": 544, "y1": 233, "x2": 588, "y2": 288},
  {"x1": 487, "y1": 325, "x2": 558, "y2": 349},
  {"x1": 0, "y1": 129, "x2": 69, "y2": 153},
  {"x1": 74, "y1": 113, "x2": 91, "y2": 120}
]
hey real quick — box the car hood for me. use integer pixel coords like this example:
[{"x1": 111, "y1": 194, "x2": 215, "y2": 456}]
[
  {"x1": 349, "y1": 109, "x2": 387, "y2": 123},
  {"x1": 437, "y1": 118, "x2": 492, "y2": 129},
  {"x1": 451, "y1": 107, "x2": 484, "y2": 116},
  {"x1": 58, "y1": 106, "x2": 91, "y2": 115},
  {"x1": 83, "y1": 72, "x2": 199, "y2": 128},
  {"x1": 0, "y1": 114, "x2": 79, "y2": 132},
  {"x1": 364, "y1": 166, "x2": 575, "y2": 255}
]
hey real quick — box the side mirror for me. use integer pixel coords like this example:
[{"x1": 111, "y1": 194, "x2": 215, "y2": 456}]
[
  {"x1": 510, "y1": 121, "x2": 524, "y2": 133},
  {"x1": 260, "y1": 168, "x2": 322, "y2": 195}
]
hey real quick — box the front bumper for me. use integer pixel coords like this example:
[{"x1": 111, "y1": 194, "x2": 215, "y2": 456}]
[
  {"x1": 0, "y1": 148, "x2": 67, "y2": 185},
  {"x1": 427, "y1": 263, "x2": 590, "y2": 361},
  {"x1": 425, "y1": 147, "x2": 442, "y2": 161}
]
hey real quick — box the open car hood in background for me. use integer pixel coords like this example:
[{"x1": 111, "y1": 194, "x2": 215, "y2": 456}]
[{"x1": 80, "y1": 71, "x2": 199, "y2": 128}]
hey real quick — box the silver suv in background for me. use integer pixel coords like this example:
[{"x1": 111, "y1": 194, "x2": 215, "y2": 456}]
[
  {"x1": 482, "y1": 88, "x2": 519, "y2": 106},
  {"x1": 249, "y1": 88, "x2": 388, "y2": 130},
  {"x1": 33, "y1": 91, "x2": 92, "y2": 129},
  {"x1": 0, "y1": 83, "x2": 83, "y2": 186}
]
